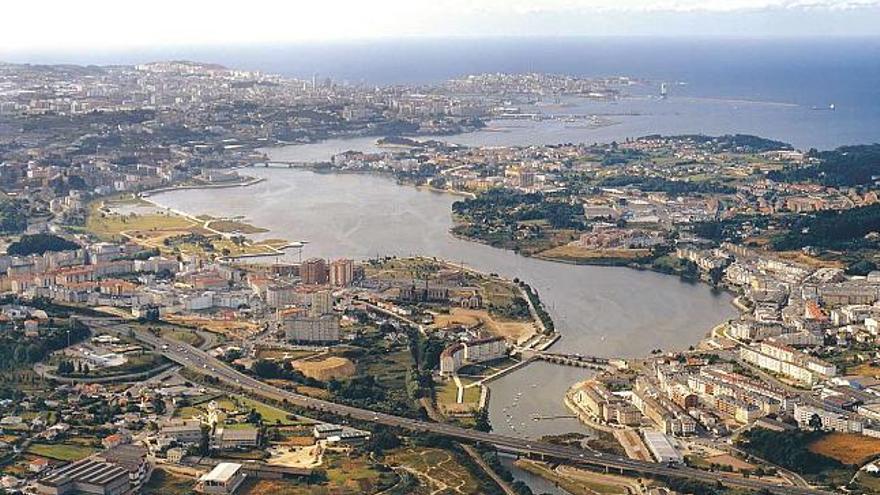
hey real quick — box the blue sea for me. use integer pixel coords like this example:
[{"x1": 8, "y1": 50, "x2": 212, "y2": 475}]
[{"x1": 7, "y1": 37, "x2": 880, "y2": 149}]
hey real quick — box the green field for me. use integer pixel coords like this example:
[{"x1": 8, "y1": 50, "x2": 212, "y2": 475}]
[
  {"x1": 86, "y1": 199, "x2": 196, "y2": 242},
  {"x1": 236, "y1": 397, "x2": 300, "y2": 425},
  {"x1": 358, "y1": 348, "x2": 412, "y2": 390},
  {"x1": 27, "y1": 442, "x2": 95, "y2": 462}
]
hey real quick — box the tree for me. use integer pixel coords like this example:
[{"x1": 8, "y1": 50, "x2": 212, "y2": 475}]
[
  {"x1": 152, "y1": 396, "x2": 166, "y2": 415},
  {"x1": 7, "y1": 234, "x2": 80, "y2": 256},
  {"x1": 366, "y1": 426, "x2": 400, "y2": 455},
  {"x1": 199, "y1": 424, "x2": 211, "y2": 455},
  {"x1": 680, "y1": 260, "x2": 699, "y2": 281},
  {"x1": 474, "y1": 408, "x2": 491, "y2": 432},
  {"x1": 0, "y1": 199, "x2": 28, "y2": 234},
  {"x1": 246, "y1": 408, "x2": 263, "y2": 426},
  {"x1": 846, "y1": 260, "x2": 877, "y2": 276},
  {"x1": 809, "y1": 413, "x2": 823, "y2": 431},
  {"x1": 709, "y1": 265, "x2": 725, "y2": 287}
]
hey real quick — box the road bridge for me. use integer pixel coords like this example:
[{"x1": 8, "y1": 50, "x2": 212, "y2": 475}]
[
  {"x1": 518, "y1": 348, "x2": 620, "y2": 370},
  {"x1": 252, "y1": 161, "x2": 320, "y2": 168}
]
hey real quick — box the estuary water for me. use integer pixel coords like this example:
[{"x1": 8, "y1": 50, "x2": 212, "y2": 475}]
[
  {"x1": 151, "y1": 138, "x2": 736, "y2": 495},
  {"x1": 150, "y1": 145, "x2": 736, "y2": 435}
]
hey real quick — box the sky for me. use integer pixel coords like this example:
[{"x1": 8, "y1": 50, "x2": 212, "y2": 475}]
[{"x1": 3, "y1": 0, "x2": 880, "y2": 55}]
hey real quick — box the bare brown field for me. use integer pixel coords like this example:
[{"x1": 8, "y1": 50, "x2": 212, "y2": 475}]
[
  {"x1": 432, "y1": 307, "x2": 535, "y2": 342},
  {"x1": 850, "y1": 363, "x2": 880, "y2": 378},
  {"x1": 295, "y1": 386, "x2": 332, "y2": 399},
  {"x1": 293, "y1": 356, "x2": 356, "y2": 381},
  {"x1": 164, "y1": 315, "x2": 258, "y2": 338},
  {"x1": 809, "y1": 433, "x2": 880, "y2": 465},
  {"x1": 776, "y1": 251, "x2": 844, "y2": 269}
]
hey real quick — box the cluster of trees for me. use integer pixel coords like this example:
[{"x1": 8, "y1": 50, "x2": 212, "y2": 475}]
[
  {"x1": 689, "y1": 215, "x2": 770, "y2": 243},
  {"x1": 600, "y1": 147, "x2": 645, "y2": 166},
  {"x1": 327, "y1": 375, "x2": 385, "y2": 401},
  {"x1": 846, "y1": 260, "x2": 877, "y2": 276},
  {"x1": 770, "y1": 203, "x2": 880, "y2": 251},
  {"x1": 406, "y1": 328, "x2": 444, "y2": 400},
  {"x1": 0, "y1": 199, "x2": 28, "y2": 234},
  {"x1": 0, "y1": 320, "x2": 89, "y2": 371},
  {"x1": 164, "y1": 232, "x2": 215, "y2": 251},
  {"x1": 518, "y1": 201, "x2": 585, "y2": 229},
  {"x1": 453, "y1": 189, "x2": 585, "y2": 231},
  {"x1": 7, "y1": 233, "x2": 80, "y2": 256},
  {"x1": 488, "y1": 295, "x2": 531, "y2": 321},
  {"x1": 738, "y1": 428, "x2": 843, "y2": 475},
  {"x1": 597, "y1": 175, "x2": 736, "y2": 195},
  {"x1": 519, "y1": 282, "x2": 554, "y2": 333},
  {"x1": 364, "y1": 424, "x2": 402, "y2": 456},
  {"x1": 674, "y1": 134, "x2": 792, "y2": 153},
  {"x1": 769, "y1": 144, "x2": 880, "y2": 187},
  {"x1": 661, "y1": 477, "x2": 724, "y2": 495},
  {"x1": 49, "y1": 175, "x2": 87, "y2": 196},
  {"x1": 55, "y1": 360, "x2": 90, "y2": 375}
]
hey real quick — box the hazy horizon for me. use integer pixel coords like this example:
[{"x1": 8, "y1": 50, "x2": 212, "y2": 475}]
[{"x1": 3, "y1": 0, "x2": 880, "y2": 55}]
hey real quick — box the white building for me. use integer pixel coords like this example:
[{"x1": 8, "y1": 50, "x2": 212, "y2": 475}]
[
  {"x1": 793, "y1": 404, "x2": 862, "y2": 434},
  {"x1": 440, "y1": 337, "x2": 508, "y2": 376},
  {"x1": 641, "y1": 429, "x2": 683, "y2": 464},
  {"x1": 196, "y1": 463, "x2": 246, "y2": 495}
]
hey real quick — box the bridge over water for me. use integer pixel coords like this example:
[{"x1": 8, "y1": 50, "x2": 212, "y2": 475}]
[
  {"x1": 250, "y1": 161, "x2": 322, "y2": 168},
  {"x1": 517, "y1": 349, "x2": 624, "y2": 370}
]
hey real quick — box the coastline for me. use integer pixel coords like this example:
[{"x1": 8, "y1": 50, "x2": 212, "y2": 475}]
[
  {"x1": 146, "y1": 155, "x2": 742, "y2": 321},
  {"x1": 135, "y1": 192, "x2": 298, "y2": 260},
  {"x1": 140, "y1": 176, "x2": 265, "y2": 197}
]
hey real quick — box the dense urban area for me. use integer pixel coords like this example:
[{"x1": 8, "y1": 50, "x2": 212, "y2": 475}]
[{"x1": 1, "y1": 59, "x2": 880, "y2": 495}]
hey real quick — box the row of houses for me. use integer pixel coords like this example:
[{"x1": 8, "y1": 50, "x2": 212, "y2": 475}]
[
  {"x1": 632, "y1": 378, "x2": 697, "y2": 437},
  {"x1": 572, "y1": 380, "x2": 641, "y2": 426},
  {"x1": 740, "y1": 340, "x2": 837, "y2": 386},
  {"x1": 159, "y1": 419, "x2": 260, "y2": 451},
  {"x1": 439, "y1": 336, "x2": 508, "y2": 376}
]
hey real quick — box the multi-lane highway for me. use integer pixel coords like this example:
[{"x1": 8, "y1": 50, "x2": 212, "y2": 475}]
[{"x1": 85, "y1": 318, "x2": 833, "y2": 495}]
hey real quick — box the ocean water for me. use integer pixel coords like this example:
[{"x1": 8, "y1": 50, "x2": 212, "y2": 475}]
[{"x1": 9, "y1": 37, "x2": 880, "y2": 149}]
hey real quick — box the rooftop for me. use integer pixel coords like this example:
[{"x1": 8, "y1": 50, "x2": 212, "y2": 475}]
[{"x1": 200, "y1": 462, "x2": 242, "y2": 483}]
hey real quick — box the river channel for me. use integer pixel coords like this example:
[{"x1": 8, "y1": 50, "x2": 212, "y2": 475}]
[{"x1": 150, "y1": 136, "x2": 737, "y2": 493}]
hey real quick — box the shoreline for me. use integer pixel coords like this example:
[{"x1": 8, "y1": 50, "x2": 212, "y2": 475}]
[
  {"x1": 134, "y1": 193, "x2": 298, "y2": 260},
  {"x1": 140, "y1": 176, "x2": 265, "y2": 197},
  {"x1": 140, "y1": 145, "x2": 748, "y2": 488},
  {"x1": 146, "y1": 157, "x2": 743, "y2": 327}
]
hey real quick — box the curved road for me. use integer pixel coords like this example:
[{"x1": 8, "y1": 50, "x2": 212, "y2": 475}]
[{"x1": 83, "y1": 317, "x2": 832, "y2": 495}]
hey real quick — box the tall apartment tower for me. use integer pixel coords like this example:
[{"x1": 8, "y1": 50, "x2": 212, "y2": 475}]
[
  {"x1": 301, "y1": 258, "x2": 328, "y2": 285},
  {"x1": 330, "y1": 258, "x2": 354, "y2": 287}
]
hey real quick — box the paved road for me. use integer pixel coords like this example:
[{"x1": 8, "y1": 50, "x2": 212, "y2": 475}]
[{"x1": 83, "y1": 317, "x2": 833, "y2": 495}]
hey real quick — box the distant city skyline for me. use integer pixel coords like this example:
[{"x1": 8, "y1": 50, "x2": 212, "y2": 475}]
[{"x1": 3, "y1": 0, "x2": 880, "y2": 56}]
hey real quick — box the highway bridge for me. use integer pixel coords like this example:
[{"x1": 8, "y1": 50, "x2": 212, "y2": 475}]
[{"x1": 82, "y1": 317, "x2": 831, "y2": 495}]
